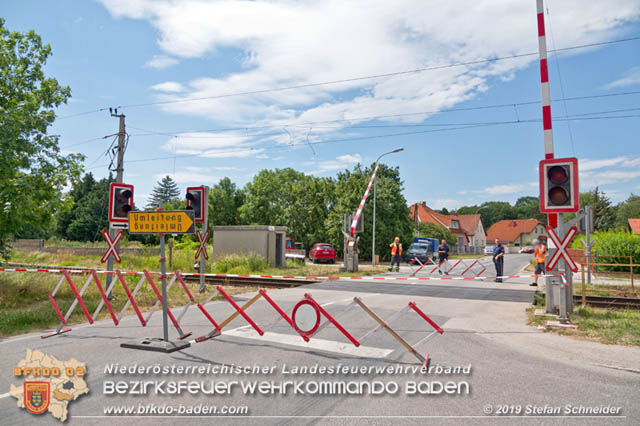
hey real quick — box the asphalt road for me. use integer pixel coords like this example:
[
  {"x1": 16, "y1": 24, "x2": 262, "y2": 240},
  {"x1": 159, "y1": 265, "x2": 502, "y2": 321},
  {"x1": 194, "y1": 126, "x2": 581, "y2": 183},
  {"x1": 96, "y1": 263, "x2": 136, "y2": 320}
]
[{"x1": 1, "y1": 253, "x2": 639, "y2": 425}]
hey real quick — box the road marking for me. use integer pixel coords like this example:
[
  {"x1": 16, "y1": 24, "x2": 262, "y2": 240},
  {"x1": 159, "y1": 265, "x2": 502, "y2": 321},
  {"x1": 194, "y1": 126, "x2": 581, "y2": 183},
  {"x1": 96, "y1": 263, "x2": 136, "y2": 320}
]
[
  {"x1": 224, "y1": 326, "x2": 393, "y2": 358},
  {"x1": 594, "y1": 363, "x2": 640, "y2": 374},
  {"x1": 0, "y1": 392, "x2": 11, "y2": 400}
]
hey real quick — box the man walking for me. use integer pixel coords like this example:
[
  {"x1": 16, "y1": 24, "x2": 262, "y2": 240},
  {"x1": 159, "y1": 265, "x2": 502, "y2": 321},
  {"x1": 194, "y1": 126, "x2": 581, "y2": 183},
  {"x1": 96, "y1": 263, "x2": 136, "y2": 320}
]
[
  {"x1": 389, "y1": 237, "x2": 402, "y2": 272},
  {"x1": 531, "y1": 239, "x2": 547, "y2": 287},
  {"x1": 492, "y1": 238, "x2": 505, "y2": 282},
  {"x1": 437, "y1": 239, "x2": 450, "y2": 275}
]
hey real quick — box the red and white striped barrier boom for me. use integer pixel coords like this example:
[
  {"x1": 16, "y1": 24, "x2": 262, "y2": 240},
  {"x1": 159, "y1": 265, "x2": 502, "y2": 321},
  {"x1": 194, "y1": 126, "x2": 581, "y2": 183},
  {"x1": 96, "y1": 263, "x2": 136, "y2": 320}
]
[
  {"x1": 350, "y1": 162, "x2": 379, "y2": 237},
  {"x1": 536, "y1": 0, "x2": 558, "y2": 228}
]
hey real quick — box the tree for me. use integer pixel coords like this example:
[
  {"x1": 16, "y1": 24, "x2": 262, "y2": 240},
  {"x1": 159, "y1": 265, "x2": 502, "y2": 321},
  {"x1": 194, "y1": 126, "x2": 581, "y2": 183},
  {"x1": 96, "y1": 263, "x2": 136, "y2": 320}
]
[
  {"x1": 417, "y1": 222, "x2": 455, "y2": 246},
  {"x1": 147, "y1": 175, "x2": 180, "y2": 209},
  {"x1": 240, "y1": 169, "x2": 335, "y2": 250},
  {"x1": 0, "y1": 19, "x2": 83, "y2": 257},
  {"x1": 476, "y1": 201, "x2": 516, "y2": 230},
  {"x1": 616, "y1": 194, "x2": 640, "y2": 228},
  {"x1": 325, "y1": 163, "x2": 412, "y2": 260},
  {"x1": 584, "y1": 187, "x2": 616, "y2": 231},
  {"x1": 56, "y1": 173, "x2": 112, "y2": 241},
  {"x1": 514, "y1": 196, "x2": 545, "y2": 222},
  {"x1": 208, "y1": 177, "x2": 245, "y2": 226}
]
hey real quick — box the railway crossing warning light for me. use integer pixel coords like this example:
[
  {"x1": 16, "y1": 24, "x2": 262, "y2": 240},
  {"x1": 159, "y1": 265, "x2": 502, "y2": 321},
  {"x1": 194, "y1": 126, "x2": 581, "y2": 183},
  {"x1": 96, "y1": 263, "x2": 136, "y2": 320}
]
[
  {"x1": 539, "y1": 157, "x2": 579, "y2": 213},
  {"x1": 186, "y1": 186, "x2": 205, "y2": 223},
  {"x1": 108, "y1": 183, "x2": 134, "y2": 223}
]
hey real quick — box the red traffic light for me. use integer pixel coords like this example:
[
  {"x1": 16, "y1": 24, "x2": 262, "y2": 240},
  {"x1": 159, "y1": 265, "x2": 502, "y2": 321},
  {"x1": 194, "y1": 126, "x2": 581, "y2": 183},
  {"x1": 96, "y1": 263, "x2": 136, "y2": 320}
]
[
  {"x1": 109, "y1": 183, "x2": 134, "y2": 223},
  {"x1": 539, "y1": 158, "x2": 579, "y2": 213},
  {"x1": 547, "y1": 166, "x2": 568, "y2": 185},
  {"x1": 186, "y1": 186, "x2": 205, "y2": 223}
]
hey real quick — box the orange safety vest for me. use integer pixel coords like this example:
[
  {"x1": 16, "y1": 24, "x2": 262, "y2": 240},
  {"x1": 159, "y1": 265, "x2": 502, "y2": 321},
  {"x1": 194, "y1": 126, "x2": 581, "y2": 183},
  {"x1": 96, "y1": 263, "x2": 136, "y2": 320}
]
[
  {"x1": 535, "y1": 246, "x2": 547, "y2": 263},
  {"x1": 390, "y1": 243, "x2": 402, "y2": 256}
]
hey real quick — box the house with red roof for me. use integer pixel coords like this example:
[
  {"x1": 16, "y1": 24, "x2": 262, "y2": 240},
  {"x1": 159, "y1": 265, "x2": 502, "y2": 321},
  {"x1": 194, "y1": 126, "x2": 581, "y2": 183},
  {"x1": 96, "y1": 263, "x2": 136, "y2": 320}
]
[
  {"x1": 486, "y1": 219, "x2": 547, "y2": 248},
  {"x1": 409, "y1": 202, "x2": 486, "y2": 247},
  {"x1": 628, "y1": 219, "x2": 640, "y2": 235}
]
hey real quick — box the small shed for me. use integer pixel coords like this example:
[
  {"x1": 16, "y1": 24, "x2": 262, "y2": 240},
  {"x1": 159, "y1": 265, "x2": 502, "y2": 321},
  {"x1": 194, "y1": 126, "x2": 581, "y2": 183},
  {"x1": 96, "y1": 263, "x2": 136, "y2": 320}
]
[{"x1": 212, "y1": 225, "x2": 288, "y2": 267}]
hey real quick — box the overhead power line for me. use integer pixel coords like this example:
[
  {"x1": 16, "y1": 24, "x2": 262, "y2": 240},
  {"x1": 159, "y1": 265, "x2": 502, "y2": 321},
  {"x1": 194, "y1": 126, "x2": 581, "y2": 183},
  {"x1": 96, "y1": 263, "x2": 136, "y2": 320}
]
[
  {"x1": 125, "y1": 91, "x2": 640, "y2": 138},
  {"x1": 115, "y1": 36, "x2": 640, "y2": 110},
  {"x1": 55, "y1": 36, "x2": 640, "y2": 120},
  {"x1": 86, "y1": 111, "x2": 640, "y2": 169}
]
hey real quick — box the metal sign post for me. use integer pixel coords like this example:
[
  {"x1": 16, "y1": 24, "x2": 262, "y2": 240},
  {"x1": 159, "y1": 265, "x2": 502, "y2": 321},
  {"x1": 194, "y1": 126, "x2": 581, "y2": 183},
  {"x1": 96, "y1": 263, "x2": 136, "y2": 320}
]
[
  {"x1": 160, "y1": 233, "x2": 169, "y2": 342},
  {"x1": 121, "y1": 209, "x2": 195, "y2": 353},
  {"x1": 199, "y1": 186, "x2": 209, "y2": 293}
]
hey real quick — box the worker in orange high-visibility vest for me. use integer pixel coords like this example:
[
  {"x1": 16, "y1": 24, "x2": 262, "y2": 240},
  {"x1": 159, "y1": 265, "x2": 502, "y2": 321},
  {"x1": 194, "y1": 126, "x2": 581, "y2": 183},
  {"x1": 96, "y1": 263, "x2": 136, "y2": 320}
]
[
  {"x1": 389, "y1": 237, "x2": 402, "y2": 272},
  {"x1": 531, "y1": 239, "x2": 547, "y2": 287}
]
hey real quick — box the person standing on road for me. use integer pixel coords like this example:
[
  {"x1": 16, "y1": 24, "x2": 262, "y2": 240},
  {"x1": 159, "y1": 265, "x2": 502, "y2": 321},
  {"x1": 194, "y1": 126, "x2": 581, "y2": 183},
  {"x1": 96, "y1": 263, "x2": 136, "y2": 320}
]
[
  {"x1": 492, "y1": 238, "x2": 505, "y2": 282},
  {"x1": 389, "y1": 237, "x2": 402, "y2": 272},
  {"x1": 531, "y1": 239, "x2": 547, "y2": 287},
  {"x1": 437, "y1": 239, "x2": 450, "y2": 275}
]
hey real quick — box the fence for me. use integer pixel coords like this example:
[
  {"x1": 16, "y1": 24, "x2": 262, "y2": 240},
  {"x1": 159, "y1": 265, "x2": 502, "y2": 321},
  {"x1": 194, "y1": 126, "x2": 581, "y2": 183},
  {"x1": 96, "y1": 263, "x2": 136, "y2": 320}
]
[{"x1": 580, "y1": 260, "x2": 638, "y2": 290}]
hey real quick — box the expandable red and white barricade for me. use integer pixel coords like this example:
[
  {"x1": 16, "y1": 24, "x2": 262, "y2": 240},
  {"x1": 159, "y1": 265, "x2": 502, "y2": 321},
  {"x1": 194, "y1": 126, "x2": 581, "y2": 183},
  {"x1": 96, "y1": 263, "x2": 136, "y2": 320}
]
[
  {"x1": 1, "y1": 266, "x2": 566, "y2": 364},
  {"x1": 30, "y1": 267, "x2": 445, "y2": 365},
  {"x1": 408, "y1": 256, "x2": 490, "y2": 278},
  {"x1": 190, "y1": 287, "x2": 444, "y2": 366},
  {"x1": 42, "y1": 269, "x2": 191, "y2": 340}
]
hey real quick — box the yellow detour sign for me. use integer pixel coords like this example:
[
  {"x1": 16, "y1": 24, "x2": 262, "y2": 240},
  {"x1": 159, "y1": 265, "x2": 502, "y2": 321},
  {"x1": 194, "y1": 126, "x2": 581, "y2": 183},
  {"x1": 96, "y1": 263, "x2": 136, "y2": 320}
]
[{"x1": 128, "y1": 210, "x2": 195, "y2": 234}]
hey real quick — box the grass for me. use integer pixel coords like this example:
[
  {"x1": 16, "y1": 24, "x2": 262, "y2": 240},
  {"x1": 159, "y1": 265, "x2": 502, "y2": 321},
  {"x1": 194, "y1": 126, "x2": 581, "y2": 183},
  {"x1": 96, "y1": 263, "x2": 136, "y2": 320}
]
[
  {"x1": 0, "y1": 270, "x2": 257, "y2": 338},
  {"x1": 1, "y1": 248, "x2": 388, "y2": 337},
  {"x1": 527, "y1": 297, "x2": 640, "y2": 346}
]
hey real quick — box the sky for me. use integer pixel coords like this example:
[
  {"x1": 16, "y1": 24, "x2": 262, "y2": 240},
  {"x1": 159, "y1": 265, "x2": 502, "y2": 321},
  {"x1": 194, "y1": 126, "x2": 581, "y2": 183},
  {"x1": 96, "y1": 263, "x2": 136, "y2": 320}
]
[{"x1": 3, "y1": 0, "x2": 640, "y2": 209}]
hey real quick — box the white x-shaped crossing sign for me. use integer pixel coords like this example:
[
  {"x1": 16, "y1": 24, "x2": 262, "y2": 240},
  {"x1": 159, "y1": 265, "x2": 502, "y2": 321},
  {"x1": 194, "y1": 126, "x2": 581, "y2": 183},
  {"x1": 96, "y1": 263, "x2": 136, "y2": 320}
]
[
  {"x1": 546, "y1": 225, "x2": 578, "y2": 272},
  {"x1": 101, "y1": 229, "x2": 123, "y2": 263},
  {"x1": 195, "y1": 229, "x2": 210, "y2": 260}
]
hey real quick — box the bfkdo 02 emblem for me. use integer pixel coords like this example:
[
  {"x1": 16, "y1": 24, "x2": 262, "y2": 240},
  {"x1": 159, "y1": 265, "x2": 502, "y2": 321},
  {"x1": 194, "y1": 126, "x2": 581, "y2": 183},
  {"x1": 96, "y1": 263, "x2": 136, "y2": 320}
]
[{"x1": 24, "y1": 381, "x2": 50, "y2": 415}]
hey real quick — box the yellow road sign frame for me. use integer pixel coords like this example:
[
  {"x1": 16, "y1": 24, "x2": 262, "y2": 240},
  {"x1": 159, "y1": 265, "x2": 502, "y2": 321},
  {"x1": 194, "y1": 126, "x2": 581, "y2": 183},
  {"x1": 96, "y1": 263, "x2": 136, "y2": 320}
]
[{"x1": 128, "y1": 210, "x2": 195, "y2": 234}]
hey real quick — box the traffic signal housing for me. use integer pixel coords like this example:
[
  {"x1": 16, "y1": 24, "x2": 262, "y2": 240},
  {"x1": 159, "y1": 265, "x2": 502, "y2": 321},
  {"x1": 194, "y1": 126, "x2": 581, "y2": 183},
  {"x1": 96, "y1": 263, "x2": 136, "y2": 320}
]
[
  {"x1": 186, "y1": 186, "x2": 205, "y2": 223},
  {"x1": 539, "y1": 157, "x2": 579, "y2": 213},
  {"x1": 109, "y1": 183, "x2": 134, "y2": 223}
]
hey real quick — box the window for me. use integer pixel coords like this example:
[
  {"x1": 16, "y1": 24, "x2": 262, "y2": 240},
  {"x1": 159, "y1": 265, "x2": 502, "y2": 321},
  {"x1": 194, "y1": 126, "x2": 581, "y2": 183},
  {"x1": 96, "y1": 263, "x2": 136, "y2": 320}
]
[{"x1": 450, "y1": 220, "x2": 459, "y2": 229}]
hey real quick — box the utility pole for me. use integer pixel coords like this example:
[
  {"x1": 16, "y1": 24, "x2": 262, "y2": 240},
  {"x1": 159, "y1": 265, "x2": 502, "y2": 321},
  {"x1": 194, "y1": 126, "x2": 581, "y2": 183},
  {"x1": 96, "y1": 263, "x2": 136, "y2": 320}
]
[{"x1": 106, "y1": 109, "x2": 126, "y2": 298}]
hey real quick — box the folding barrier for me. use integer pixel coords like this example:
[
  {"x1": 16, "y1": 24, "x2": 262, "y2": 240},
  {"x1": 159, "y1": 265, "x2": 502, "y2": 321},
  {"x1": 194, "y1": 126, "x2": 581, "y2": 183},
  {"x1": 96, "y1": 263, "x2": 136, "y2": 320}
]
[
  {"x1": 354, "y1": 298, "x2": 444, "y2": 366},
  {"x1": 0, "y1": 267, "x2": 562, "y2": 363},
  {"x1": 41, "y1": 269, "x2": 191, "y2": 340},
  {"x1": 191, "y1": 286, "x2": 444, "y2": 365}
]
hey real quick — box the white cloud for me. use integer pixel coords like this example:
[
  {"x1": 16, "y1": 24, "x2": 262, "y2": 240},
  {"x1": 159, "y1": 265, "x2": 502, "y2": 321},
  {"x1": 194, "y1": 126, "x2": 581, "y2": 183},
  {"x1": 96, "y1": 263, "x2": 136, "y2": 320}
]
[
  {"x1": 154, "y1": 167, "x2": 218, "y2": 184},
  {"x1": 577, "y1": 155, "x2": 640, "y2": 188},
  {"x1": 579, "y1": 157, "x2": 628, "y2": 171},
  {"x1": 309, "y1": 153, "x2": 361, "y2": 174},
  {"x1": 580, "y1": 170, "x2": 640, "y2": 188},
  {"x1": 98, "y1": 0, "x2": 640, "y2": 131},
  {"x1": 430, "y1": 198, "x2": 463, "y2": 210},
  {"x1": 151, "y1": 81, "x2": 185, "y2": 93},
  {"x1": 144, "y1": 54, "x2": 179, "y2": 69},
  {"x1": 466, "y1": 182, "x2": 537, "y2": 196},
  {"x1": 162, "y1": 132, "x2": 263, "y2": 158},
  {"x1": 603, "y1": 66, "x2": 640, "y2": 89}
]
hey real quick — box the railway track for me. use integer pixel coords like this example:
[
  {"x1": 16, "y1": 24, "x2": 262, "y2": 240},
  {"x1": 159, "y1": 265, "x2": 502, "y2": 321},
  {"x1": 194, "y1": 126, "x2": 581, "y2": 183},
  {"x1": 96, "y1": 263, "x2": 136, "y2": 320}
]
[
  {"x1": 181, "y1": 275, "x2": 315, "y2": 288},
  {"x1": 573, "y1": 295, "x2": 640, "y2": 309}
]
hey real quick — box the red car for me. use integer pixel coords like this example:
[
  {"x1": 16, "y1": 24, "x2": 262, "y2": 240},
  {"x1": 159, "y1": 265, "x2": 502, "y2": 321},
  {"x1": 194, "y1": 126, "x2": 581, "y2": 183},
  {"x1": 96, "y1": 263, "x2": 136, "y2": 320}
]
[{"x1": 309, "y1": 243, "x2": 336, "y2": 264}]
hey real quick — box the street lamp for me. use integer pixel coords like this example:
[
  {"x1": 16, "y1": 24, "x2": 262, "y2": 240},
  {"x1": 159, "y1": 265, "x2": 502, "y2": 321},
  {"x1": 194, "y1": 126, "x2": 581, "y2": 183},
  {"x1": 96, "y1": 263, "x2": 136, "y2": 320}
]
[{"x1": 372, "y1": 147, "x2": 404, "y2": 266}]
